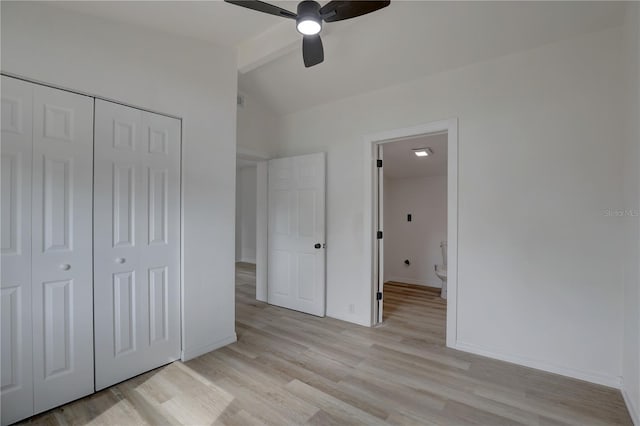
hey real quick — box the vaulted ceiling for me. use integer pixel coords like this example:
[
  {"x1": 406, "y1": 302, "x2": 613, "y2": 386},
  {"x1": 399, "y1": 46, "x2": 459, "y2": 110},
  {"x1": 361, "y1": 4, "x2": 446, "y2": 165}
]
[
  {"x1": 51, "y1": 0, "x2": 294, "y2": 47},
  {"x1": 52, "y1": 1, "x2": 626, "y2": 115},
  {"x1": 238, "y1": 1, "x2": 626, "y2": 114}
]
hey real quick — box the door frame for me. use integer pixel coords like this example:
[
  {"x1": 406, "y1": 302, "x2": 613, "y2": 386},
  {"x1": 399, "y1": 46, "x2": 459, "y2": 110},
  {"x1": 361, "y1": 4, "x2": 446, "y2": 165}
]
[
  {"x1": 236, "y1": 146, "x2": 270, "y2": 302},
  {"x1": 363, "y1": 118, "x2": 459, "y2": 348},
  {"x1": 235, "y1": 149, "x2": 264, "y2": 264}
]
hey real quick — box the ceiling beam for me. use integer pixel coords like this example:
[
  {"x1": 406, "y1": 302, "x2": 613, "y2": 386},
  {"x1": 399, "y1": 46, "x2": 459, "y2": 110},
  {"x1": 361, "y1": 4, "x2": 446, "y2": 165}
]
[
  {"x1": 237, "y1": 20, "x2": 300, "y2": 73},
  {"x1": 237, "y1": 19, "x2": 338, "y2": 73}
]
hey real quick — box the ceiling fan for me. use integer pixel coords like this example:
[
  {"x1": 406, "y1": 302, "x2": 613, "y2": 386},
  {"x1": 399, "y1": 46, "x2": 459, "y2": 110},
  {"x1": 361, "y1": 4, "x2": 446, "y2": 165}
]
[{"x1": 225, "y1": 0, "x2": 391, "y2": 68}]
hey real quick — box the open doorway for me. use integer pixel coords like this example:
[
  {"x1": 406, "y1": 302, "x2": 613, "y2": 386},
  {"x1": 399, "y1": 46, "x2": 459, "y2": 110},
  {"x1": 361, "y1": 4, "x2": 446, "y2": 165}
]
[
  {"x1": 366, "y1": 119, "x2": 458, "y2": 347},
  {"x1": 235, "y1": 155, "x2": 260, "y2": 297},
  {"x1": 380, "y1": 133, "x2": 448, "y2": 340}
]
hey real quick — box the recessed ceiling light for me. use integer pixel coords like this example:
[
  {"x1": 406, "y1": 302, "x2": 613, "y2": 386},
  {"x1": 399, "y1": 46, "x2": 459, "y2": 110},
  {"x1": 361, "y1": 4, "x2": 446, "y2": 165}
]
[{"x1": 413, "y1": 148, "x2": 433, "y2": 157}]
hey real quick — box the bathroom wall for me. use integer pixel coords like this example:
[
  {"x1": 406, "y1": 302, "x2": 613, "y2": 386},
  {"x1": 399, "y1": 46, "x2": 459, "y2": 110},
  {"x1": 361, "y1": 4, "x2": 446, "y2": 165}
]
[
  {"x1": 236, "y1": 165, "x2": 258, "y2": 264},
  {"x1": 384, "y1": 175, "x2": 447, "y2": 288}
]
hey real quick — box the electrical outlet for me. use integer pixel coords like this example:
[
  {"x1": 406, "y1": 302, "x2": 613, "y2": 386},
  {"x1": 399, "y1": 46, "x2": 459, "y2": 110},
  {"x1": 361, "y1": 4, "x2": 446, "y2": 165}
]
[{"x1": 348, "y1": 304, "x2": 355, "y2": 314}]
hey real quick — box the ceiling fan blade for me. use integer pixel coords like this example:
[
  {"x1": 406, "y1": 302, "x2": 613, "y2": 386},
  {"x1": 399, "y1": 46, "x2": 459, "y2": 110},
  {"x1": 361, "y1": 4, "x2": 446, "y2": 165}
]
[
  {"x1": 319, "y1": 0, "x2": 390, "y2": 22},
  {"x1": 302, "y1": 35, "x2": 324, "y2": 68},
  {"x1": 224, "y1": 0, "x2": 297, "y2": 19}
]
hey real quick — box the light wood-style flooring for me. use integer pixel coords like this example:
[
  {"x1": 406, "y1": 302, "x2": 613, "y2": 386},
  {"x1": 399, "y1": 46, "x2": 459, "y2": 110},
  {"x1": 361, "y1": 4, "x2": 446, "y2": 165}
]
[{"x1": 21, "y1": 263, "x2": 631, "y2": 425}]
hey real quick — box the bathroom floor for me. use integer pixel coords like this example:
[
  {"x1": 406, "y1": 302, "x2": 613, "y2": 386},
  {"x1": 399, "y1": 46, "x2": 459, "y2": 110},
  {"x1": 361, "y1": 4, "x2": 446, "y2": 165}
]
[{"x1": 382, "y1": 282, "x2": 446, "y2": 343}]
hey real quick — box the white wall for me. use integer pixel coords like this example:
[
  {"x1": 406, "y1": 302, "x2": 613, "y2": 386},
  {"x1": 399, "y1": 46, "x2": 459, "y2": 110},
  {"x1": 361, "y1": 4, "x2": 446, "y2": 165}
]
[
  {"x1": 237, "y1": 92, "x2": 278, "y2": 158},
  {"x1": 235, "y1": 166, "x2": 257, "y2": 263},
  {"x1": 1, "y1": 2, "x2": 238, "y2": 360},
  {"x1": 622, "y1": 2, "x2": 640, "y2": 423},
  {"x1": 271, "y1": 28, "x2": 626, "y2": 386},
  {"x1": 236, "y1": 91, "x2": 274, "y2": 300},
  {"x1": 384, "y1": 175, "x2": 447, "y2": 288},
  {"x1": 255, "y1": 161, "x2": 268, "y2": 302}
]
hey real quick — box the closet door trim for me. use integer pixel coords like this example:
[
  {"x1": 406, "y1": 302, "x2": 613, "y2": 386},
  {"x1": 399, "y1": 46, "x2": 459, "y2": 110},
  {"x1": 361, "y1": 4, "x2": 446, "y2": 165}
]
[{"x1": 1, "y1": 72, "x2": 182, "y2": 121}]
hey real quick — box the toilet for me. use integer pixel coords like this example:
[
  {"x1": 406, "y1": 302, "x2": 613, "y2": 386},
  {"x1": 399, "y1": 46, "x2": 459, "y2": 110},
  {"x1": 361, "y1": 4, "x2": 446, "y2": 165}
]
[{"x1": 435, "y1": 241, "x2": 447, "y2": 299}]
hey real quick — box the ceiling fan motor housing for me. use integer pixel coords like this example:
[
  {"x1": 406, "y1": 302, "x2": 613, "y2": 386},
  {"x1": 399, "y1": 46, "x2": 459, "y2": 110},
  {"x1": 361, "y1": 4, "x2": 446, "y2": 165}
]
[{"x1": 297, "y1": 1, "x2": 323, "y2": 32}]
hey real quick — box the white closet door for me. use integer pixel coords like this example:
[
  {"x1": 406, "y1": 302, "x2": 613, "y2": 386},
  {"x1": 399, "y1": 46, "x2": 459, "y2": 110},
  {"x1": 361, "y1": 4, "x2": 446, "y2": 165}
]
[
  {"x1": 30, "y1": 85, "x2": 95, "y2": 413},
  {"x1": 1, "y1": 76, "x2": 34, "y2": 425},
  {"x1": 268, "y1": 153, "x2": 326, "y2": 317},
  {"x1": 94, "y1": 100, "x2": 180, "y2": 391}
]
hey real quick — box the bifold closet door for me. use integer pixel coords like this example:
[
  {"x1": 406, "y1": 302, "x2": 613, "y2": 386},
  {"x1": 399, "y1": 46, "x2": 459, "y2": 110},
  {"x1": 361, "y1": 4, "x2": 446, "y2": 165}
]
[
  {"x1": 1, "y1": 76, "x2": 95, "y2": 423},
  {"x1": 31, "y1": 84, "x2": 95, "y2": 413},
  {"x1": 93, "y1": 100, "x2": 181, "y2": 390},
  {"x1": 1, "y1": 76, "x2": 34, "y2": 425}
]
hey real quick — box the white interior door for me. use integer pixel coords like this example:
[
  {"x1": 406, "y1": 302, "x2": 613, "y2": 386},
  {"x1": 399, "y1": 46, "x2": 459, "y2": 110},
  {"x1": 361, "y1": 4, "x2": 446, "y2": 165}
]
[
  {"x1": 1, "y1": 76, "x2": 35, "y2": 425},
  {"x1": 93, "y1": 100, "x2": 180, "y2": 391},
  {"x1": 30, "y1": 84, "x2": 95, "y2": 413},
  {"x1": 268, "y1": 153, "x2": 326, "y2": 317}
]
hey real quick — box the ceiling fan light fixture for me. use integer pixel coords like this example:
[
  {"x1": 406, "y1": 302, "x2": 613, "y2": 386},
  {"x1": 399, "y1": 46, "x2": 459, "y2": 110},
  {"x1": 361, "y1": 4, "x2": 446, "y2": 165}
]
[
  {"x1": 225, "y1": 0, "x2": 391, "y2": 68},
  {"x1": 296, "y1": 0, "x2": 322, "y2": 35},
  {"x1": 297, "y1": 19, "x2": 322, "y2": 35}
]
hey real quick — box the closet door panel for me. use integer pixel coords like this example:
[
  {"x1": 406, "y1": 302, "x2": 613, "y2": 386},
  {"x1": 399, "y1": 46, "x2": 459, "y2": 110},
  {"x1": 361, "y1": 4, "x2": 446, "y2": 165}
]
[
  {"x1": 139, "y1": 111, "x2": 180, "y2": 366},
  {"x1": 94, "y1": 100, "x2": 180, "y2": 391},
  {"x1": 1, "y1": 76, "x2": 35, "y2": 425},
  {"x1": 31, "y1": 85, "x2": 94, "y2": 413},
  {"x1": 94, "y1": 100, "x2": 145, "y2": 389}
]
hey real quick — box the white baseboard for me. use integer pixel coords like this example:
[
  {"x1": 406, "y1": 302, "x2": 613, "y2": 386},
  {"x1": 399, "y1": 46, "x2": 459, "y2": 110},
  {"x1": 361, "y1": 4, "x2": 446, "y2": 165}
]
[
  {"x1": 240, "y1": 257, "x2": 256, "y2": 264},
  {"x1": 622, "y1": 382, "x2": 640, "y2": 425},
  {"x1": 181, "y1": 334, "x2": 237, "y2": 361},
  {"x1": 386, "y1": 276, "x2": 441, "y2": 288},
  {"x1": 454, "y1": 341, "x2": 622, "y2": 389}
]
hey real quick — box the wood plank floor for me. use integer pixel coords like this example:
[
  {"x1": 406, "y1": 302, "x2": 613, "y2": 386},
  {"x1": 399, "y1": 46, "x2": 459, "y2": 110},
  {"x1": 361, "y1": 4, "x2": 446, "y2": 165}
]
[{"x1": 21, "y1": 264, "x2": 631, "y2": 425}]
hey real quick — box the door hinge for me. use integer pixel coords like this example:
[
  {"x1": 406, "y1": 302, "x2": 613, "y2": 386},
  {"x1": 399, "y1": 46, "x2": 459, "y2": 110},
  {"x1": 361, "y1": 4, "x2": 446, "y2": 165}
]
[
  {"x1": 376, "y1": 292, "x2": 383, "y2": 301},
  {"x1": 376, "y1": 231, "x2": 383, "y2": 239},
  {"x1": 376, "y1": 159, "x2": 383, "y2": 168}
]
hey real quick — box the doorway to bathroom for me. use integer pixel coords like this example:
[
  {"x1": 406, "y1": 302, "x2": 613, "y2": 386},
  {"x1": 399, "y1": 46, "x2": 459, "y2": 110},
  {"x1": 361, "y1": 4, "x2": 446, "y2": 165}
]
[
  {"x1": 365, "y1": 119, "x2": 458, "y2": 348},
  {"x1": 381, "y1": 132, "x2": 448, "y2": 332}
]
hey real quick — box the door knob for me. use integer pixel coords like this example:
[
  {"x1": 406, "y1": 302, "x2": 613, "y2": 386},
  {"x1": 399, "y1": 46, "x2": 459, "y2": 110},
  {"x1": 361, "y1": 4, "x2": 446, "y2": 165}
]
[
  {"x1": 59, "y1": 264, "x2": 71, "y2": 271},
  {"x1": 314, "y1": 243, "x2": 322, "y2": 249},
  {"x1": 115, "y1": 258, "x2": 126, "y2": 264}
]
